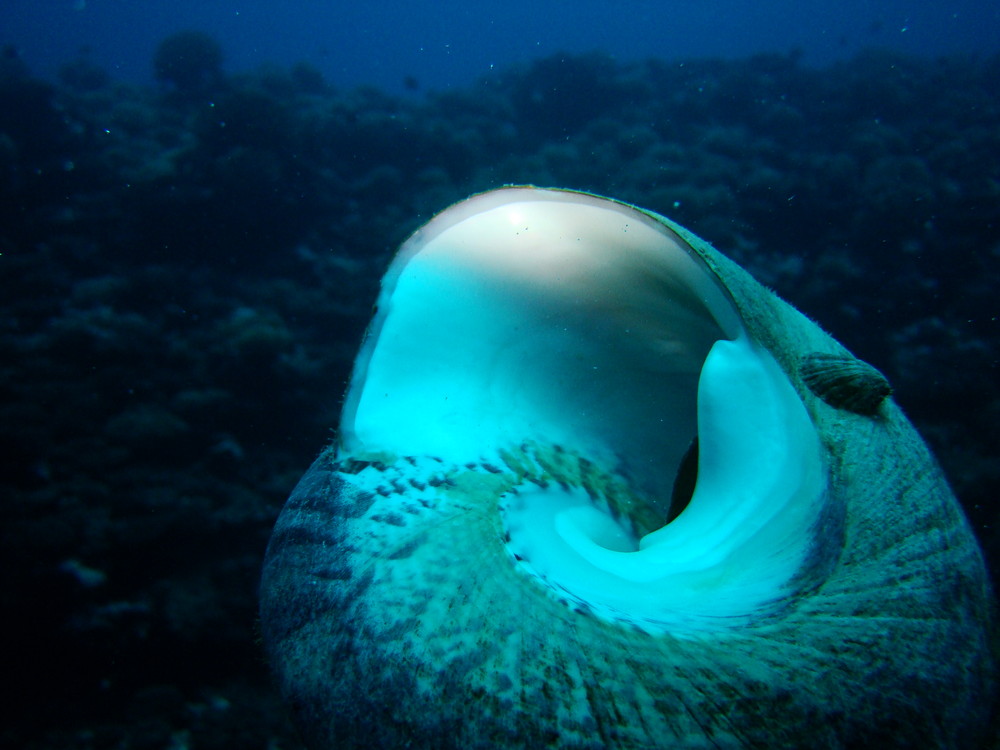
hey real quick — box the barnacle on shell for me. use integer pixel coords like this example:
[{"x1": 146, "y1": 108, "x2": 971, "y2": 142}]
[{"x1": 800, "y1": 352, "x2": 892, "y2": 416}]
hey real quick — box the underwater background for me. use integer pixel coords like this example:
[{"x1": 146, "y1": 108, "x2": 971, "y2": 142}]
[{"x1": 2, "y1": 1, "x2": 999, "y2": 748}]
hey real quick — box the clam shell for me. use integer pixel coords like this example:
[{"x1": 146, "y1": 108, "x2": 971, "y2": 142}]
[
  {"x1": 261, "y1": 188, "x2": 995, "y2": 750},
  {"x1": 800, "y1": 352, "x2": 892, "y2": 415}
]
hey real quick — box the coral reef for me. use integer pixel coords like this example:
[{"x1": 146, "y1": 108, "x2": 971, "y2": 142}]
[
  {"x1": 153, "y1": 30, "x2": 224, "y2": 94},
  {"x1": 1, "y1": 38, "x2": 998, "y2": 748}
]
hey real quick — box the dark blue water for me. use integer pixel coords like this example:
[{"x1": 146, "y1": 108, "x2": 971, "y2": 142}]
[{"x1": 3, "y1": 0, "x2": 999, "y2": 91}]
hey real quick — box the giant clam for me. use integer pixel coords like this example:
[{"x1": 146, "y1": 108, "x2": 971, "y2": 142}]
[{"x1": 260, "y1": 187, "x2": 996, "y2": 748}]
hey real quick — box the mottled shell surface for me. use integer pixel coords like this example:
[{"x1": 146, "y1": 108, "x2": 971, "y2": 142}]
[
  {"x1": 800, "y1": 352, "x2": 893, "y2": 415},
  {"x1": 260, "y1": 188, "x2": 997, "y2": 750}
]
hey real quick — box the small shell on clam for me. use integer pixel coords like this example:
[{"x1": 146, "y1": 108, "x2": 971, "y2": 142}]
[{"x1": 800, "y1": 352, "x2": 893, "y2": 416}]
